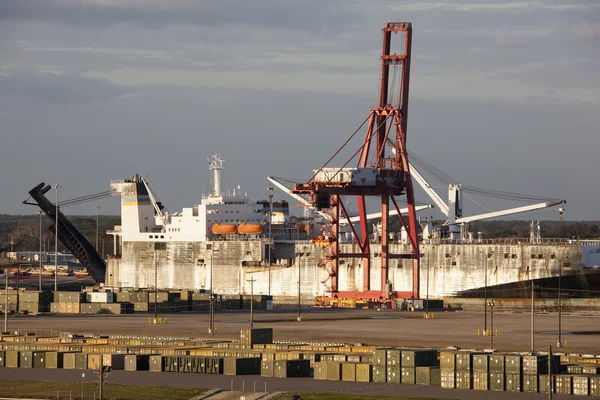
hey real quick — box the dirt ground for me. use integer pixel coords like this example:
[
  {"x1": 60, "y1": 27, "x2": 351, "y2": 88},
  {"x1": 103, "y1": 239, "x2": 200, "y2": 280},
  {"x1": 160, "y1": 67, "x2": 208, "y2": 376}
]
[{"x1": 5, "y1": 308, "x2": 599, "y2": 353}]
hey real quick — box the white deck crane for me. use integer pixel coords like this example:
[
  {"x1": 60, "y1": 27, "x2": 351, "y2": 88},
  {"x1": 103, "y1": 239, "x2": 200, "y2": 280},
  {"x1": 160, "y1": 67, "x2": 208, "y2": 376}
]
[{"x1": 384, "y1": 138, "x2": 566, "y2": 240}]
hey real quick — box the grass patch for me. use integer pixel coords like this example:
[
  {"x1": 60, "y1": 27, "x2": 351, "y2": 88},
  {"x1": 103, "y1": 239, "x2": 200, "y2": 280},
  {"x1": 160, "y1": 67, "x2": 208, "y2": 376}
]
[
  {"x1": 0, "y1": 380, "x2": 204, "y2": 400},
  {"x1": 276, "y1": 394, "x2": 454, "y2": 400}
]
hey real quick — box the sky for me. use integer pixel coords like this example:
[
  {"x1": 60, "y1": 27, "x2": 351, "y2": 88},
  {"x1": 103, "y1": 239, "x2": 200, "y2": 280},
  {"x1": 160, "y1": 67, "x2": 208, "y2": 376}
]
[{"x1": 0, "y1": 0, "x2": 598, "y2": 221}]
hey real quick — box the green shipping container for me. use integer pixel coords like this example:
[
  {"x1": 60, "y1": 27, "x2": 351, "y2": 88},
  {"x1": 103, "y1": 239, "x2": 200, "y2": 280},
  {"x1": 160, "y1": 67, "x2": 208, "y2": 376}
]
[
  {"x1": 489, "y1": 355, "x2": 505, "y2": 373},
  {"x1": 373, "y1": 365, "x2": 386, "y2": 383},
  {"x1": 224, "y1": 357, "x2": 261, "y2": 376},
  {"x1": 523, "y1": 374, "x2": 538, "y2": 393},
  {"x1": 401, "y1": 367, "x2": 415, "y2": 384},
  {"x1": 355, "y1": 363, "x2": 372, "y2": 382},
  {"x1": 326, "y1": 362, "x2": 342, "y2": 381},
  {"x1": 506, "y1": 372, "x2": 521, "y2": 392},
  {"x1": 387, "y1": 365, "x2": 401, "y2": 384},
  {"x1": 373, "y1": 349, "x2": 387, "y2": 366},
  {"x1": 33, "y1": 351, "x2": 46, "y2": 368},
  {"x1": 386, "y1": 349, "x2": 401, "y2": 367},
  {"x1": 416, "y1": 366, "x2": 440, "y2": 386},
  {"x1": 555, "y1": 375, "x2": 572, "y2": 395},
  {"x1": 75, "y1": 353, "x2": 88, "y2": 370},
  {"x1": 149, "y1": 355, "x2": 163, "y2": 372},
  {"x1": 19, "y1": 351, "x2": 33, "y2": 368},
  {"x1": 341, "y1": 363, "x2": 356, "y2": 382},
  {"x1": 473, "y1": 354, "x2": 489, "y2": 372},
  {"x1": 313, "y1": 361, "x2": 327, "y2": 380},
  {"x1": 489, "y1": 372, "x2": 505, "y2": 391},
  {"x1": 261, "y1": 360, "x2": 274, "y2": 377},
  {"x1": 473, "y1": 370, "x2": 489, "y2": 391},
  {"x1": 441, "y1": 369, "x2": 455, "y2": 389},
  {"x1": 505, "y1": 355, "x2": 522, "y2": 374},
  {"x1": 401, "y1": 350, "x2": 437, "y2": 368},
  {"x1": 456, "y1": 370, "x2": 472, "y2": 389},
  {"x1": 456, "y1": 352, "x2": 474, "y2": 371},
  {"x1": 582, "y1": 365, "x2": 600, "y2": 374},
  {"x1": 539, "y1": 374, "x2": 555, "y2": 394}
]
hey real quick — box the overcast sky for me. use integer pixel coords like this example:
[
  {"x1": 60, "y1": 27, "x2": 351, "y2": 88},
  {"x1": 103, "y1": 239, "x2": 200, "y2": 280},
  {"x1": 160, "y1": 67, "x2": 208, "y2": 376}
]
[{"x1": 0, "y1": 0, "x2": 598, "y2": 222}]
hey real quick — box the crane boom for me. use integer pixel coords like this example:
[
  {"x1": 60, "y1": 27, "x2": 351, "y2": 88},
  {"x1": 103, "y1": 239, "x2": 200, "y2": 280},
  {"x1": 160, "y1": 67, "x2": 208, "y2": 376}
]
[
  {"x1": 141, "y1": 177, "x2": 164, "y2": 217},
  {"x1": 455, "y1": 200, "x2": 566, "y2": 224}
]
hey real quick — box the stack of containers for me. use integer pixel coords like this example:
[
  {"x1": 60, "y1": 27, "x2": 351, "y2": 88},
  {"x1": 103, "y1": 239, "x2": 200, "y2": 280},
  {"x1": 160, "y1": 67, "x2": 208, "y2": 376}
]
[
  {"x1": 555, "y1": 375, "x2": 573, "y2": 395},
  {"x1": 401, "y1": 350, "x2": 438, "y2": 385},
  {"x1": 472, "y1": 354, "x2": 489, "y2": 391},
  {"x1": 489, "y1": 354, "x2": 505, "y2": 391},
  {"x1": 19, "y1": 291, "x2": 53, "y2": 314},
  {"x1": 0, "y1": 289, "x2": 18, "y2": 315},
  {"x1": 372, "y1": 348, "x2": 388, "y2": 383},
  {"x1": 572, "y1": 375, "x2": 590, "y2": 396},
  {"x1": 51, "y1": 292, "x2": 85, "y2": 314},
  {"x1": 439, "y1": 351, "x2": 456, "y2": 389},
  {"x1": 131, "y1": 291, "x2": 149, "y2": 312},
  {"x1": 505, "y1": 354, "x2": 522, "y2": 392},
  {"x1": 386, "y1": 349, "x2": 402, "y2": 384},
  {"x1": 591, "y1": 376, "x2": 600, "y2": 396},
  {"x1": 240, "y1": 328, "x2": 273, "y2": 349}
]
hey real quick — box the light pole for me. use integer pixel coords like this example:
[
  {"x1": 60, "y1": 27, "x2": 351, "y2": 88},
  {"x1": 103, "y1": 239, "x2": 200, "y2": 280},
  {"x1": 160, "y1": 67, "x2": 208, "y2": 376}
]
[
  {"x1": 4, "y1": 272, "x2": 8, "y2": 333},
  {"x1": 154, "y1": 248, "x2": 158, "y2": 321},
  {"x1": 267, "y1": 187, "x2": 273, "y2": 297},
  {"x1": 209, "y1": 249, "x2": 219, "y2": 338},
  {"x1": 297, "y1": 259, "x2": 301, "y2": 322},
  {"x1": 37, "y1": 210, "x2": 43, "y2": 291},
  {"x1": 95, "y1": 206, "x2": 101, "y2": 251},
  {"x1": 531, "y1": 280, "x2": 535, "y2": 353},
  {"x1": 557, "y1": 256, "x2": 569, "y2": 347},
  {"x1": 81, "y1": 372, "x2": 85, "y2": 400},
  {"x1": 478, "y1": 250, "x2": 493, "y2": 334},
  {"x1": 247, "y1": 277, "x2": 256, "y2": 329},
  {"x1": 53, "y1": 184, "x2": 61, "y2": 292},
  {"x1": 488, "y1": 301, "x2": 495, "y2": 348},
  {"x1": 425, "y1": 240, "x2": 434, "y2": 318}
]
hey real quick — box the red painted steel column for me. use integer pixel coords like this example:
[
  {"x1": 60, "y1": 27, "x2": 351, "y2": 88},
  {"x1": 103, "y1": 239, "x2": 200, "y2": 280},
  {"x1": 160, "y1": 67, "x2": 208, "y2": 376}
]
[
  {"x1": 331, "y1": 195, "x2": 339, "y2": 293},
  {"x1": 381, "y1": 189, "x2": 389, "y2": 298}
]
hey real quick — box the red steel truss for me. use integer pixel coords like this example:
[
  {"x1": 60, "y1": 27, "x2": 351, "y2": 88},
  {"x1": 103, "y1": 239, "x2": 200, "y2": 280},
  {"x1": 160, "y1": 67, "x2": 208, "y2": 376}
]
[{"x1": 292, "y1": 22, "x2": 420, "y2": 300}]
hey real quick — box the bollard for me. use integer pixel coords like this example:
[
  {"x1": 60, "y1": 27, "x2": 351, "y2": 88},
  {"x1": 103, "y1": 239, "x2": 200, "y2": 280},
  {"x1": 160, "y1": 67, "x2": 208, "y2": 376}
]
[
  {"x1": 230, "y1": 379, "x2": 233, "y2": 392},
  {"x1": 254, "y1": 381, "x2": 256, "y2": 392}
]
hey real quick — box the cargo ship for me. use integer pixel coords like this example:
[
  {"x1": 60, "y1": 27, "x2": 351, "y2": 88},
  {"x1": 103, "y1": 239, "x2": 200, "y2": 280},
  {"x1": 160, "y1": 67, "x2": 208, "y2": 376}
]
[{"x1": 103, "y1": 155, "x2": 600, "y2": 303}]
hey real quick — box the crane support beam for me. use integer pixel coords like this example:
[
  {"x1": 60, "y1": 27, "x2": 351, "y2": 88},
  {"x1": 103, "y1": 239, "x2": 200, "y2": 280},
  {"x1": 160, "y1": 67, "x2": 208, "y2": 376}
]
[{"x1": 455, "y1": 200, "x2": 566, "y2": 224}]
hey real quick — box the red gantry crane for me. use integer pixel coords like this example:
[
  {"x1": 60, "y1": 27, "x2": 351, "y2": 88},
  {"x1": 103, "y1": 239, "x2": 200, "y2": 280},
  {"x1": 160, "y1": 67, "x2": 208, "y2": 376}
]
[{"x1": 291, "y1": 22, "x2": 420, "y2": 301}]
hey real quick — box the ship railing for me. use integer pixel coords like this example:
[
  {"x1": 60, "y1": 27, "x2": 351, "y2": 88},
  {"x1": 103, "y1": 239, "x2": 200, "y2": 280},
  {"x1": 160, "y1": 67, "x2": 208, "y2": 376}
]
[{"x1": 426, "y1": 237, "x2": 579, "y2": 246}]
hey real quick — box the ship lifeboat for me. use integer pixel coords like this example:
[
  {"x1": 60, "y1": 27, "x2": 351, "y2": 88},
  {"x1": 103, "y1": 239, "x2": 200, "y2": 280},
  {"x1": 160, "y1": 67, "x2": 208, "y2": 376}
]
[
  {"x1": 237, "y1": 223, "x2": 263, "y2": 234},
  {"x1": 211, "y1": 224, "x2": 237, "y2": 235}
]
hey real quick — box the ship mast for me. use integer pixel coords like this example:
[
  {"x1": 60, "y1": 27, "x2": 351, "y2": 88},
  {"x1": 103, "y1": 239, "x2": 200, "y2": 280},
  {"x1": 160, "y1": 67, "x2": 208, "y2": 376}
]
[{"x1": 207, "y1": 154, "x2": 224, "y2": 197}]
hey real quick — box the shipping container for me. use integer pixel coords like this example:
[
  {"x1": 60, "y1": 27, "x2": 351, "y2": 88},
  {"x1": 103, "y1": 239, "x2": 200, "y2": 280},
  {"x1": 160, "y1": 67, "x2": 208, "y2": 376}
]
[
  {"x1": 539, "y1": 374, "x2": 555, "y2": 394},
  {"x1": 523, "y1": 374, "x2": 538, "y2": 393},
  {"x1": 125, "y1": 354, "x2": 151, "y2": 371},
  {"x1": 489, "y1": 355, "x2": 505, "y2": 373},
  {"x1": 401, "y1": 367, "x2": 415, "y2": 384},
  {"x1": 590, "y1": 376, "x2": 600, "y2": 396},
  {"x1": 63, "y1": 352, "x2": 76, "y2": 369},
  {"x1": 456, "y1": 352, "x2": 477, "y2": 371},
  {"x1": 32, "y1": 351, "x2": 46, "y2": 368},
  {"x1": 373, "y1": 365, "x2": 386, "y2": 383},
  {"x1": 87, "y1": 354, "x2": 103, "y2": 370},
  {"x1": 355, "y1": 363, "x2": 372, "y2": 382},
  {"x1": 416, "y1": 366, "x2": 440, "y2": 386},
  {"x1": 439, "y1": 352, "x2": 455, "y2": 370},
  {"x1": 441, "y1": 369, "x2": 455, "y2": 389},
  {"x1": 261, "y1": 359, "x2": 274, "y2": 377},
  {"x1": 274, "y1": 359, "x2": 310, "y2": 378},
  {"x1": 54, "y1": 292, "x2": 85, "y2": 303},
  {"x1": 224, "y1": 357, "x2": 261, "y2": 376},
  {"x1": 523, "y1": 354, "x2": 560, "y2": 375},
  {"x1": 19, "y1": 351, "x2": 33, "y2": 368},
  {"x1": 555, "y1": 375, "x2": 573, "y2": 395},
  {"x1": 103, "y1": 354, "x2": 125, "y2": 370},
  {"x1": 86, "y1": 292, "x2": 114, "y2": 303},
  {"x1": 80, "y1": 303, "x2": 102, "y2": 314},
  {"x1": 100, "y1": 303, "x2": 134, "y2": 314},
  {"x1": 75, "y1": 353, "x2": 88, "y2": 370},
  {"x1": 326, "y1": 361, "x2": 342, "y2": 381},
  {"x1": 148, "y1": 355, "x2": 163, "y2": 372},
  {"x1": 373, "y1": 349, "x2": 387, "y2": 366},
  {"x1": 387, "y1": 365, "x2": 401, "y2": 384},
  {"x1": 472, "y1": 354, "x2": 489, "y2": 372},
  {"x1": 386, "y1": 349, "x2": 402, "y2": 367},
  {"x1": 501, "y1": 355, "x2": 520, "y2": 375},
  {"x1": 133, "y1": 302, "x2": 149, "y2": 312},
  {"x1": 489, "y1": 371, "x2": 505, "y2": 391},
  {"x1": 0, "y1": 350, "x2": 4, "y2": 368},
  {"x1": 506, "y1": 372, "x2": 521, "y2": 392},
  {"x1": 582, "y1": 365, "x2": 600, "y2": 374},
  {"x1": 341, "y1": 363, "x2": 356, "y2": 381},
  {"x1": 401, "y1": 350, "x2": 438, "y2": 368},
  {"x1": 313, "y1": 361, "x2": 327, "y2": 380},
  {"x1": 5, "y1": 350, "x2": 19, "y2": 368},
  {"x1": 240, "y1": 328, "x2": 273, "y2": 347},
  {"x1": 473, "y1": 370, "x2": 489, "y2": 391},
  {"x1": 573, "y1": 375, "x2": 589, "y2": 396},
  {"x1": 456, "y1": 370, "x2": 472, "y2": 389}
]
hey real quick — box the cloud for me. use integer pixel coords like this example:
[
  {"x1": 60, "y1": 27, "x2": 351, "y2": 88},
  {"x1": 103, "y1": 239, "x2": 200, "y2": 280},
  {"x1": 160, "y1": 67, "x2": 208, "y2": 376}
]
[
  {"x1": 389, "y1": 1, "x2": 599, "y2": 13},
  {"x1": 0, "y1": 72, "x2": 126, "y2": 103},
  {"x1": 570, "y1": 22, "x2": 600, "y2": 39},
  {"x1": 0, "y1": 0, "x2": 362, "y2": 32}
]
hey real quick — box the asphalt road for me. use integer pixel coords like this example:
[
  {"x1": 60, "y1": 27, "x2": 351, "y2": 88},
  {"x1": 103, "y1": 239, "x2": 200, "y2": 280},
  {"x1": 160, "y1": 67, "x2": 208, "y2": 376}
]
[
  {"x1": 0, "y1": 369, "x2": 581, "y2": 400},
  {"x1": 5, "y1": 308, "x2": 600, "y2": 352}
]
